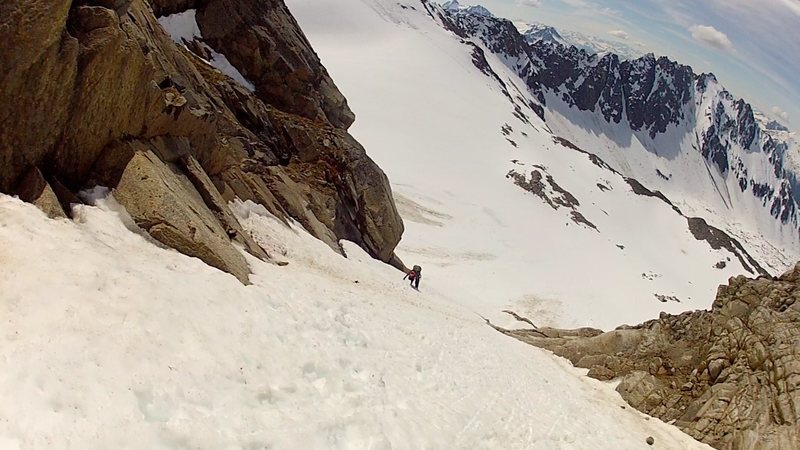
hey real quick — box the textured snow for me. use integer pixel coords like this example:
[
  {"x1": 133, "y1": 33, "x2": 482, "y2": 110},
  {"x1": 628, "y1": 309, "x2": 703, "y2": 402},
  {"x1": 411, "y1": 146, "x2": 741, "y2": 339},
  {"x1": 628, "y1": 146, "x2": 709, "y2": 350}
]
[
  {"x1": 157, "y1": 10, "x2": 255, "y2": 91},
  {"x1": 0, "y1": 195, "x2": 709, "y2": 449}
]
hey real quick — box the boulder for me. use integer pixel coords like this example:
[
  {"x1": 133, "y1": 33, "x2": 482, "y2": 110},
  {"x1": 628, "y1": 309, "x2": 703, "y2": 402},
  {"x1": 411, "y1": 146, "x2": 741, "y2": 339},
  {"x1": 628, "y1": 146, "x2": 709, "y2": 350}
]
[
  {"x1": 15, "y1": 167, "x2": 67, "y2": 219},
  {"x1": 93, "y1": 142, "x2": 251, "y2": 283},
  {"x1": 261, "y1": 111, "x2": 404, "y2": 263},
  {"x1": 181, "y1": 154, "x2": 270, "y2": 261},
  {"x1": 616, "y1": 371, "x2": 668, "y2": 411},
  {"x1": 587, "y1": 365, "x2": 615, "y2": 381}
]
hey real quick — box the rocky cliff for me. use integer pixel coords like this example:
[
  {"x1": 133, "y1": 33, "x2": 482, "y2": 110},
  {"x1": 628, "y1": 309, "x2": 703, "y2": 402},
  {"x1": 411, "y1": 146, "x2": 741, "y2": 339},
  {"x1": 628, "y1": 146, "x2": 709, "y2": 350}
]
[
  {"x1": 495, "y1": 265, "x2": 800, "y2": 449},
  {"x1": 0, "y1": 0, "x2": 404, "y2": 282}
]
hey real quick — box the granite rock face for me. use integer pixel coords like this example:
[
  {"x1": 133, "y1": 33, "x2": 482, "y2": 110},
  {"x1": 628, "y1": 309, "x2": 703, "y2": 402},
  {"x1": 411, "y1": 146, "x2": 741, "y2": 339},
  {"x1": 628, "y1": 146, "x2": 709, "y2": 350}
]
[{"x1": 0, "y1": 0, "x2": 404, "y2": 281}]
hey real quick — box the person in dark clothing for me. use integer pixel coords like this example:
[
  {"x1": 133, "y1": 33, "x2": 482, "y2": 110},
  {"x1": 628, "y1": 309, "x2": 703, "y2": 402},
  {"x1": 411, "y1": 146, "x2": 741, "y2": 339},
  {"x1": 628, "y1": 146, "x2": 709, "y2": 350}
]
[{"x1": 404, "y1": 265, "x2": 422, "y2": 289}]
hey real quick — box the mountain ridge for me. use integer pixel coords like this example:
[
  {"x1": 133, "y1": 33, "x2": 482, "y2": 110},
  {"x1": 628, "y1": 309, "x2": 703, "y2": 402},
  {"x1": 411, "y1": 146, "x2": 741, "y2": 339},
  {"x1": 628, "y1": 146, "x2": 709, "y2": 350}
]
[
  {"x1": 432, "y1": 2, "x2": 800, "y2": 263},
  {"x1": 521, "y1": 22, "x2": 643, "y2": 62}
]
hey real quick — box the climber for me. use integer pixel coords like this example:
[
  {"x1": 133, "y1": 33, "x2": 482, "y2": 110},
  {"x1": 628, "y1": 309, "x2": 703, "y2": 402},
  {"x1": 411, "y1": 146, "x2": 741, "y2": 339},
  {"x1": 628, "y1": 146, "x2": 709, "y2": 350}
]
[{"x1": 404, "y1": 265, "x2": 422, "y2": 289}]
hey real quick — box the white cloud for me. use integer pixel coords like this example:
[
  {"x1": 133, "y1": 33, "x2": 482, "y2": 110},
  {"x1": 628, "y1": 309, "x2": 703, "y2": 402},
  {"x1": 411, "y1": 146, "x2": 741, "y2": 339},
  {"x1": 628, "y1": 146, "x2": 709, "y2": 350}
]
[
  {"x1": 776, "y1": 0, "x2": 800, "y2": 15},
  {"x1": 518, "y1": 0, "x2": 542, "y2": 6},
  {"x1": 772, "y1": 106, "x2": 790, "y2": 121},
  {"x1": 609, "y1": 30, "x2": 630, "y2": 40},
  {"x1": 559, "y1": 0, "x2": 619, "y2": 17},
  {"x1": 689, "y1": 25, "x2": 733, "y2": 50}
]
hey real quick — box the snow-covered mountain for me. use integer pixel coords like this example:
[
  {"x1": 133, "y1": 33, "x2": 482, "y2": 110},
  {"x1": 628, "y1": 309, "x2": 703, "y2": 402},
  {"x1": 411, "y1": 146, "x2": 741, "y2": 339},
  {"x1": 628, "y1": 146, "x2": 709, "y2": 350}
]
[
  {"x1": 430, "y1": 2, "x2": 800, "y2": 268},
  {"x1": 520, "y1": 23, "x2": 568, "y2": 48},
  {"x1": 521, "y1": 22, "x2": 643, "y2": 62},
  {"x1": 442, "y1": 0, "x2": 492, "y2": 17}
]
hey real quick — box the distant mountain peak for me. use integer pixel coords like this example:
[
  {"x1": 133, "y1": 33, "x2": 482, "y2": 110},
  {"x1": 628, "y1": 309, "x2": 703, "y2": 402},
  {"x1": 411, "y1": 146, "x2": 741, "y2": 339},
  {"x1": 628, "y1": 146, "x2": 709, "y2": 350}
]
[
  {"x1": 442, "y1": 0, "x2": 461, "y2": 11},
  {"x1": 520, "y1": 22, "x2": 642, "y2": 61},
  {"x1": 441, "y1": 1, "x2": 494, "y2": 17},
  {"x1": 766, "y1": 120, "x2": 790, "y2": 132},
  {"x1": 465, "y1": 5, "x2": 493, "y2": 17},
  {"x1": 523, "y1": 24, "x2": 567, "y2": 47}
]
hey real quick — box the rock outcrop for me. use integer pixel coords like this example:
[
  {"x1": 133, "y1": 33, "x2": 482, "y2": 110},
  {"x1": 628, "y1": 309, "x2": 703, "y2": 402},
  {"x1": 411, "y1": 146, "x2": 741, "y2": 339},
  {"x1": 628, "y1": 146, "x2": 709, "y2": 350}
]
[
  {"x1": 15, "y1": 167, "x2": 67, "y2": 219},
  {"x1": 0, "y1": 0, "x2": 404, "y2": 281},
  {"x1": 496, "y1": 264, "x2": 800, "y2": 449}
]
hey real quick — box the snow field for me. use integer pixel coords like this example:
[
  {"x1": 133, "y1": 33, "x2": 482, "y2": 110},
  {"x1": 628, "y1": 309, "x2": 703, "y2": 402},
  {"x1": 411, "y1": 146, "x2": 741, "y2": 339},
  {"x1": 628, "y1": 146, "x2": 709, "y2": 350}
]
[{"x1": 0, "y1": 195, "x2": 709, "y2": 449}]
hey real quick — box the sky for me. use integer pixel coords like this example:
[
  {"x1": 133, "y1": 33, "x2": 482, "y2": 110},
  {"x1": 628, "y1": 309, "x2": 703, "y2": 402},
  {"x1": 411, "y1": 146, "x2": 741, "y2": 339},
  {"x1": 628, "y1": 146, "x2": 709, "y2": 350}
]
[{"x1": 460, "y1": 0, "x2": 800, "y2": 130}]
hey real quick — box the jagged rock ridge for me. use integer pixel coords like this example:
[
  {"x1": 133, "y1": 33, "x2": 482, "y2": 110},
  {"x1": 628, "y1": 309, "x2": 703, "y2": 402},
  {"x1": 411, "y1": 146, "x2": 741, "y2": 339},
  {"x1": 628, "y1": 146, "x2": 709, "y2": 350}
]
[{"x1": 0, "y1": 0, "x2": 405, "y2": 282}]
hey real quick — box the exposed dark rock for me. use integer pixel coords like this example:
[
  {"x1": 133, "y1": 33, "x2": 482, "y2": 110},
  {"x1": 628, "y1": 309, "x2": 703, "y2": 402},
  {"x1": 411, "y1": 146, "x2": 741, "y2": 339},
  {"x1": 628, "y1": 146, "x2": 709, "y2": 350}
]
[
  {"x1": 507, "y1": 166, "x2": 597, "y2": 230},
  {"x1": 654, "y1": 294, "x2": 680, "y2": 303},
  {"x1": 552, "y1": 137, "x2": 618, "y2": 174},
  {"x1": 687, "y1": 217, "x2": 768, "y2": 276},
  {"x1": 570, "y1": 210, "x2": 597, "y2": 231},
  {"x1": 765, "y1": 120, "x2": 789, "y2": 132},
  {"x1": 551, "y1": 136, "x2": 767, "y2": 273},
  {"x1": 196, "y1": 0, "x2": 355, "y2": 129},
  {"x1": 624, "y1": 178, "x2": 681, "y2": 214},
  {"x1": 507, "y1": 169, "x2": 579, "y2": 210},
  {"x1": 622, "y1": 178, "x2": 766, "y2": 276},
  {"x1": 14, "y1": 167, "x2": 67, "y2": 219}
]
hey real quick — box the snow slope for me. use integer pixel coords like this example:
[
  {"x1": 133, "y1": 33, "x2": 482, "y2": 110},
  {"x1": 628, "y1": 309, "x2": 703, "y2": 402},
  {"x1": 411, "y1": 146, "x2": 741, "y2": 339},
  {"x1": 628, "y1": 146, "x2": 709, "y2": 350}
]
[
  {"x1": 0, "y1": 195, "x2": 709, "y2": 449},
  {"x1": 286, "y1": 0, "x2": 765, "y2": 330}
]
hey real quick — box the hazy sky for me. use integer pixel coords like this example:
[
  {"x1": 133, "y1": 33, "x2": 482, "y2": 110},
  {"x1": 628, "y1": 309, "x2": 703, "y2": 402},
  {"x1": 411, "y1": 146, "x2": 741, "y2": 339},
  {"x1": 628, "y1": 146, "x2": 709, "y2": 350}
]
[{"x1": 461, "y1": 0, "x2": 800, "y2": 130}]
